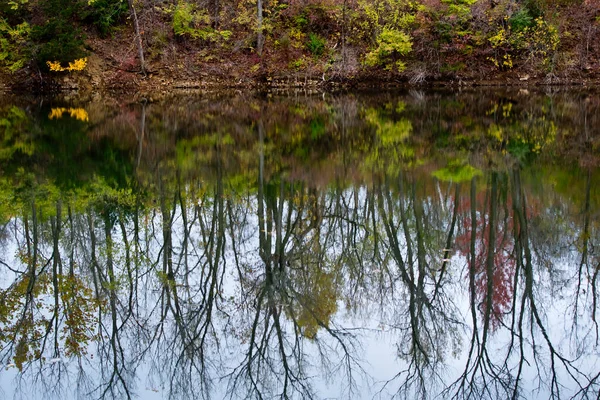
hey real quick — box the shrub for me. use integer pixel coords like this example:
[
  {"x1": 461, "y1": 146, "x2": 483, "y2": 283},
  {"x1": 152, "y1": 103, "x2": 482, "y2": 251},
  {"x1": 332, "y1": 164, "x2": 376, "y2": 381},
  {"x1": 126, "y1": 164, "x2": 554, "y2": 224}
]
[
  {"x1": 436, "y1": 0, "x2": 477, "y2": 40},
  {"x1": 30, "y1": 0, "x2": 88, "y2": 69},
  {"x1": 32, "y1": 22, "x2": 87, "y2": 68},
  {"x1": 353, "y1": 0, "x2": 418, "y2": 45},
  {"x1": 85, "y1": 0, "x2": 128, "y2": 37},
  {"x1": 0, "y1": 19, "x2": 30, "y2": 73},
  {"x1": 487, "y1": 16, "x2": 560, "y2": 70},
  {"x1": 173, "y1": 1, "x2": 200, "y2": 37},
  {"x1": 172, "y1": 1, "x2": 230, "y2": 43},
  {"x1": 364, "y1": 27, "x2": 412, "y2": 72},
  {"x1": 306, "y1": 32, "x2": 325, "y2": 56},
  {"x1": 509, "y1": 8, "x2": 534, "y2": 32}
]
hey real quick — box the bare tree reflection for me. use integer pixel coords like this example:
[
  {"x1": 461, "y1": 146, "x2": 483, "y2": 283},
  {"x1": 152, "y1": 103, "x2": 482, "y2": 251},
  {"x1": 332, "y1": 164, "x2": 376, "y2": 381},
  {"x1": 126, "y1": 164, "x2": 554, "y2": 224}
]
[
  {"x1": 372, "y1": 174, "x2": 463, "y2": 399},
  {"x1": 1, "y1": 93, "x2": 600, "y2": 400},
  {"x1": 226, "y1": 117, "x2": 365, "y2": 399},
  {"x1": 444, "y1": 169, "x2": 600, "y2": 399}
]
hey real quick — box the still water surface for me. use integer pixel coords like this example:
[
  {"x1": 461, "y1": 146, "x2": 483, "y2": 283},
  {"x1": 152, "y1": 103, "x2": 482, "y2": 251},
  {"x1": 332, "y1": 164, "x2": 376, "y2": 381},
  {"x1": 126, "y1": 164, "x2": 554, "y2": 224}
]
[{"x1": 0, "y1": 89, "x2": 599, "y2": 399}]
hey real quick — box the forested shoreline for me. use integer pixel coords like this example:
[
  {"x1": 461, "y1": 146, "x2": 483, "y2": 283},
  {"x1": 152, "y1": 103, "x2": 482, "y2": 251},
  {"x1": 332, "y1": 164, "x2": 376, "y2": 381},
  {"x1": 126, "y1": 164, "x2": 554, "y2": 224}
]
[{"x1": 0, "y1": 0, "x2": 599, "y2": 93}]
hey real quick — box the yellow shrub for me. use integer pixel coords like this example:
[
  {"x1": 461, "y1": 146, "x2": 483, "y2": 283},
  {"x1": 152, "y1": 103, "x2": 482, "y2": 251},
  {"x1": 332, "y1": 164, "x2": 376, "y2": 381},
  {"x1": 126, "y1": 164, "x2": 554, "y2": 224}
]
[{"x1": 46, "y1": 57, "x2": 87, "y2": 72}]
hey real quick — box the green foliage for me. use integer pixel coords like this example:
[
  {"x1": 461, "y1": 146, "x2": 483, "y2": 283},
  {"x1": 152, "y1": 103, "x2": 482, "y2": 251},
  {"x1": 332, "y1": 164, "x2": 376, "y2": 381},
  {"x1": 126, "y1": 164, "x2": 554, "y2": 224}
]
[
  {"x1": 433, "y1": 160, "x2": 482, "y2": 183},
  {"x1": 434, "y1": 0, "x2": 477, "y2": 41},
  {"x1": 33, "y1": 30, "x2": 86, "y2": 68},
  {"x1": 364, "y1": 27, "x2": 412, "y2": 72},
  {"x1": 30, "y1": 0, "x2": 87, "y2": 67},
  {"x1": 291, "y1": 4, "x2": 328, "y2": 31},
  {"x1": 84, "y1": 0, "x2": 128, "y2": 36},
  {"x1": 525, "y1": 0, "x2": 584, "y2": 12},
  {"x1": 7, "y1": 0, "x2": 28, "y2": 11},
  {"x1": 58, "y1": 274, "x2": 101, "y2": 357},
  {"x1": 509, "y1": 8, "x2": 534, "y2": 32},
  {"x1": 442, "y1": 0, "x2": 477, "y2": 5},
  {"x1": 0, "y1": 18, "x2": 30, "y2": 73},
  {"x1": 293, "y1": 267, "x2": 338, "y2": 339},
  {"x1": 0, "y1": 267, "x2": 101, "y2": 369},
  {"x1": 442, "y1": 0, "x2": 477, "y2": 20},
  {"x1": 440, "y1": 61, "x2": 466, "y2": 72},
  {"x1": 289, "y1": 56, "x2": 306, "y2": 70},
  {"x1": 173, "y1": 1, "x2": 197, "y2": 36},
  {"x1": 172, "y1": 1, "x2": 231, "y2": 43},
  {"x1": 306, "y1": 32, "x2": 325, "y2": 56},
  {"x1": 0, "y1": 0, "x2": 105, "y2": 72},
  {"x1": 364, "y1": 103, "x2": 416, "y2": 172},
  {"x1": 365, "y1": 106, "x2": 412, "y2": 144},
  {"x1": 352, "y1": 0, "x2": 418, "y2": 45},
  {"x1": 345, "y1": 1, "x2": 420, "y2": 75},
  {"x1": 487, "y1": 15, "x2": 560, "y2": 70},
  {"x1": 485, "y1": 101, "x2": 558, "y2": 161},
  {"x1": 0, "y1": 106, "x2": 34, "y2": 161},
  {"x1": 295, "y1": 14, "x2": 308, "y2": 29}
]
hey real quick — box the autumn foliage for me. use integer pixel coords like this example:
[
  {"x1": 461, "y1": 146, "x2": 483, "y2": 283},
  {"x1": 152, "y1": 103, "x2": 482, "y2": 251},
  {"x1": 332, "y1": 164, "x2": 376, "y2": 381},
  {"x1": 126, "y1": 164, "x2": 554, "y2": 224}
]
[{"x1": 0, "y1": 0, "x2": 598, "y2": 87}]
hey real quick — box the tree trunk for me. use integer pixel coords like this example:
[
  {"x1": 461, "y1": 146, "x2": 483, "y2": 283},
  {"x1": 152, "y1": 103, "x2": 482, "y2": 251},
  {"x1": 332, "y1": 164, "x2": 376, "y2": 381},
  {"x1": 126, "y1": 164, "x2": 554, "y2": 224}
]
[
  {"x1": 257, "y1": 0, "x2": 264, "y2": 56},
  {"x1": 127, "y1": 0, "x2": 146, "y2": 75},
  {"x1": 213, "y1": 0, "x2": 219, "y2": 28}
]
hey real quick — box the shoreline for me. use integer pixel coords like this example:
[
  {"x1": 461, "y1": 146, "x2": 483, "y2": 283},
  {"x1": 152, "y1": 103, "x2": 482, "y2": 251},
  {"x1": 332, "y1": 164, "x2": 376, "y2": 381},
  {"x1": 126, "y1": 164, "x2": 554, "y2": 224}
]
[
  {"x1": 1, "y1": 0, "x2": 598, "y2": 99},
  {"x1": 2, "y1": 69, "x2": 600, "y2": 98}
]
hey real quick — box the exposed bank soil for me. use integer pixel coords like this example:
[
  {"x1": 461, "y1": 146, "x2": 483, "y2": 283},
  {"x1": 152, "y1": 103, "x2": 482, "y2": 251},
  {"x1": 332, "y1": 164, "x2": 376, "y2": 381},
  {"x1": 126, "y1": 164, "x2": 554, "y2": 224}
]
[
  {"x1": 3, "y1": 58, "x2": 598, "y2": 99},
  {"x1": 2, "y1": 45, "x2": 599, "y2": 98}
]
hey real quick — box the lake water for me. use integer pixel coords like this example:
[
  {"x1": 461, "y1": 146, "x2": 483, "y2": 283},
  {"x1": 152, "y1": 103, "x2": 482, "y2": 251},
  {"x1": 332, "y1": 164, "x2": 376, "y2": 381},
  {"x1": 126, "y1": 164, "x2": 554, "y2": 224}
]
[{"x1": 0, "y1": 89, "x2": 599, "y2": 399}]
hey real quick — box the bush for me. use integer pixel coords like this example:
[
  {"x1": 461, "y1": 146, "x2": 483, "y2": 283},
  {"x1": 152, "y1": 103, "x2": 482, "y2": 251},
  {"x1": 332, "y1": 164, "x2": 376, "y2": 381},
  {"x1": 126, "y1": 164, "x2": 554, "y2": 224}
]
[
  {"x1": 0, "y1": 19, "x2": 30, "y2": 73},
  {"x1": 509, "y1": 8, "x2": 534, "y2": 32},
  {"x1": 30, "y1": 0, "x2": 88, "y2": 69},
  {"x1": 173, "y1": 1, "x2": 199, "y2": 37},
  {"x1": 306, "y1": 33, "x2": 325, "y2": 56},
  {"x1": 487, "y1": 16, "x2": 560, "y2": 70},
  {"x1": 436, "y1": 0, "x2": 477, "y2": 40},
  {"x1": 353, "y1": 0, "x2": 418, "y2": 45},
  {"x1": 364, "y1": 28, "x2": 412, "y2": 72},
  {"x1": 32, "y1": 22, "x2": 87, "y2": 68},
  {"x1": 84, "y1": 0, "x2": 128, "y2": 37},
  {"x1": 172, "y1": 1, "x2": 231, "y2": 43}
]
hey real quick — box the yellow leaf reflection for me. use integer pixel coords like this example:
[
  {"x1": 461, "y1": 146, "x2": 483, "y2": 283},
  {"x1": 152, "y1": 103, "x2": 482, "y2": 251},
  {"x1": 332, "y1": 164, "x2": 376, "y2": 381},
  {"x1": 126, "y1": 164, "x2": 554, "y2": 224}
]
[{"x1": 48, "y1": 108, "x2": 89, "y2": 122}]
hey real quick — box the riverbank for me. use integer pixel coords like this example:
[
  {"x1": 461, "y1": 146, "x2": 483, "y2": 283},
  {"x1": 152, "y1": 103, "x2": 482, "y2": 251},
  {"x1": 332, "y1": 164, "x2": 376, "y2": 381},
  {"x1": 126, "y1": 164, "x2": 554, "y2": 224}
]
[
  {"x1": 2, "y1": 56, "x2": 599, "y2": 98},
  {"x1": 1, "y1": 0, "x2": 599, "y2": 95}
]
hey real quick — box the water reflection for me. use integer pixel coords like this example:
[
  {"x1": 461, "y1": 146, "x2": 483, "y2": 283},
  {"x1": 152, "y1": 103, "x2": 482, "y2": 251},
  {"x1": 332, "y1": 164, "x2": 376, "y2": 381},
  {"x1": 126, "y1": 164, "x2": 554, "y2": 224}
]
[{"x1": 0, "y1": 90, "x2": 599, "y2": 399}]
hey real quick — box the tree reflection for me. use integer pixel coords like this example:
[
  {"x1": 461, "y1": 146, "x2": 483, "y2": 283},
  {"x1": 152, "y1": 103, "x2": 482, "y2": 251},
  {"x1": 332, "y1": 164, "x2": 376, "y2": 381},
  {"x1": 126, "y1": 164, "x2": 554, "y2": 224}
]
[
  {"x1": 0, "y1": 91, "x2": 599, "y2": 399},
  {"x1": 226, "y1": 116, "x2": 364, "y2": 399},
  {"x1": 370, "y1": 174, "x2": 463, "y2": 398},
  {"x1": 446, "y1": 168, "x2": 600, "y2": 399},
  {"x1": 455, "y1": 173, "x2": 516, "y2": 331}
]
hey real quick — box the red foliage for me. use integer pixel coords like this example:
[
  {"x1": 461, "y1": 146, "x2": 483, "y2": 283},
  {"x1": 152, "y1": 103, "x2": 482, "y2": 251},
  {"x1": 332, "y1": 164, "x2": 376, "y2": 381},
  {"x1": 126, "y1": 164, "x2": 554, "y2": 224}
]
[{"x1": 453, "y1": 187, "x2": 539, "y2": 332}]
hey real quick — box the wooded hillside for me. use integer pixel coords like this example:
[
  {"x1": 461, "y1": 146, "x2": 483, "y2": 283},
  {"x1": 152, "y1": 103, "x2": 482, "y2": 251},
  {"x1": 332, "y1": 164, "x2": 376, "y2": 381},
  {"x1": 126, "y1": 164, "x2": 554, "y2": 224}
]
[{"x1": 1, "y1": 0, "x2": 599, "y2": 91}]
